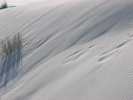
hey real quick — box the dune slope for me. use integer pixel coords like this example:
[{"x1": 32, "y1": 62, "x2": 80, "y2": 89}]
[{"x1": 0, "y1": 0, "x2": 133, "y2": 100}]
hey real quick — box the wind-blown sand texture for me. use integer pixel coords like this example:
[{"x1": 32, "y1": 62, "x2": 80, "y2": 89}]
[{"x1": 0, "y1": 0, "x2": 133, "y2": 99}]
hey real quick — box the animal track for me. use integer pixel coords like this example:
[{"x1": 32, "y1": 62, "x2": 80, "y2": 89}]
[
  {"x1": 0, "y1": 11, "x2": 23, "y2": 32},
  {"x1": 127, "y1": 33, "x2": 133, "y2": 38},
  {"x1": 64, "y1": 47, "x2": 94, "y2": 64},
  {"x1": 99, "y1": 38, "x2": 133, "y2": 63},
  {"x1": 64, "y1": 50, "x2": 85, "y2": 64},
  {"x1": 63, "y1": 44, "x2": 98, "y2": 64},
  {"x1": 129, "y1": 34, "x2": 133, "y2": 38},
  {"x1": 99, "y1": 49, "x2": 119, "y2": 63},
  {"x1": 89, "y1": 44, "x2": 98, "y2": 49},
  {"x1": 11, "y1": 11, "x2": 22, "y2": 21},
  {"x1": 117, "y1": 39, "x2": 132, "y2": 49},
  {"x1": 66, "y1": 50, "x2": 82, "y2": 58},
  {"x1": 101, "y1": 48, "x2": 118, "y2": 56}
]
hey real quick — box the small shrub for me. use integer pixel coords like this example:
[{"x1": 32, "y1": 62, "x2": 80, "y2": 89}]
[
  {"x1": 0, "y1": 2, "x2": 7, "y2": 9},
  {"x1": 0, "y1": 33, "x2": 23, "y2": 57}
]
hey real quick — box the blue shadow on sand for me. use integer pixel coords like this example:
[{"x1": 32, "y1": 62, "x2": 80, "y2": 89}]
[{"x1": 0, "y1": 47, "x2": 22, "y2": 88}]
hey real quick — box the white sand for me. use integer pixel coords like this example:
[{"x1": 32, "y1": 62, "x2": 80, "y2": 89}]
[{"x1": 0, "y1": 0, "x2": 133, "y2": 99}]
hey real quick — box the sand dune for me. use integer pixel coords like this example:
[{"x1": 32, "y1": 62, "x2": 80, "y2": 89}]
[{"x1": 0, "y1": 0, "x2": 133, "y2": 99}]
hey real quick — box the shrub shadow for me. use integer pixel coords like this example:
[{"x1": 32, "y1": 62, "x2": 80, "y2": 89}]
[{"x1": 0, "y1": 47, "x2": 22, "y2": 88}]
